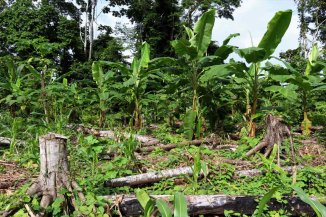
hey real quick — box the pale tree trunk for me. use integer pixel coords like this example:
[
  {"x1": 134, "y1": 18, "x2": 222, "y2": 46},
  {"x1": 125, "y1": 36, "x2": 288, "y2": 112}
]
[
  {"x1": 84, "y1": 0, "x2": 89, "y2": 57},
  {"x1": 41, "y1": 70, "x2": 49, "y2": 124},
  {"x1": 88, "y1": 0, "x2": 97, "y2": 60}
]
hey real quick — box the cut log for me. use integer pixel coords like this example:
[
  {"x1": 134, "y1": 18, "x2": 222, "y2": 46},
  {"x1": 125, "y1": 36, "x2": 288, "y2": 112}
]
[
  {"x1": 105, "y1": 163, "x2": 300, "y2": 188},
  {"x1": 310, "y1": 125, "x2": 324, "y2": 131},
  {"x1": 139, "y1": 138, "x2": 216, "y2": 152},
  {"x1": 0, "y1": 137, "x2": 25, "y2": 147},
  {"x1": 103, "y1": 194, "x2": 323, "y2": 216},
  {"x1": 0, "y1": 137, "x2": 11, "y2": 146},
  {"x1": 105, "y1": 166, "x2": 194, "y2": 187},
  {"x1": 76, "y1": 125, "x2": 161, "y2": 145},
  {"x1": 234, "y1": 165, "x2": 303, "y2": 177},
  {"x1": 99, "y1": 138, "x2": 225, "y2": 159}
]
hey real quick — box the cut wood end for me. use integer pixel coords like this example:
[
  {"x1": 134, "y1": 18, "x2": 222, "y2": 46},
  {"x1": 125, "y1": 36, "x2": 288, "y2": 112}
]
[{"x1": 41, "y1": 133, "x2": 68, "y2": 140}]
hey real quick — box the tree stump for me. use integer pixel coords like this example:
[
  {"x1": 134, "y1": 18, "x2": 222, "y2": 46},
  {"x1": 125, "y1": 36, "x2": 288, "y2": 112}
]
[
  {"x1": 26, "y1": 133, "x2": 80, "y2": 214},
  {"x1": 245, "y1": 114, "x2": 295, "y2": 165}
]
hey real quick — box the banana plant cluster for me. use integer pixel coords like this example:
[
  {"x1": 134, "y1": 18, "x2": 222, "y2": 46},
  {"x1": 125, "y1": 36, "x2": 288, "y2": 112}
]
[
  {"x1": 96, "y1": 42, "x2": 172, "y2": 129},
  {"x1": 171, "y1": 9, "x2": 243, "y2": 140},
  {"x1": 2, "y1": 8, "x2": 324, "y2": 141},
  {"x1": 265, "y1": 43, "x2": 326, "y2": 135},
  {"x1": 170, "y1": 9, "x2": 294, "y2": 138}
]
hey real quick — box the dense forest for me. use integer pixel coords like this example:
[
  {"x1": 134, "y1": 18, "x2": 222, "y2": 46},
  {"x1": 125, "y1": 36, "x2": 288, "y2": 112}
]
[{"x1": 0, "y1": 0, "x2": 325, "y2": 216}]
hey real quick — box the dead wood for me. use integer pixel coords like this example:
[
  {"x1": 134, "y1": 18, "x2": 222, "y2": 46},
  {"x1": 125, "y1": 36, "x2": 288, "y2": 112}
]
[
  {"x1": 105, "y1": 166, "x2": 195, "y2": 187},
  {"x1": 300, "y1": 138, "x2": 318, "y2": 145},
  {"x1": 76, "y1": 125, "x2": 160, "y2": 145},
  {"x1": 103, "y1": 194, "x2": 323, "y2": 216},
  {"x1": 0, "y1": 137, "x2": 10, "y2": 146},
  {"x1": 99, "y1": 138, "x2": 227, "y2": 160},
  {"x1": 105, "y1": 158, "x2": 250, "y2": 187},
  {"x1": 139, "y1": 138, "x2": 216, "y2": 152},
  {"x1": 245, "y1": 114, "x2": 295, "y2": 164},
  {"x1": 26, "y1": 133, "x2": 72, "y2": 210},
  {"x1": 310, "y1": 125, "x2": 324, "y2": 131},
  {"x1": 0, "y1": 137, "x2": 25, "y2": 147},
  {"x1": 234, "y1": 165, "x2": 303, "y2": 178}
]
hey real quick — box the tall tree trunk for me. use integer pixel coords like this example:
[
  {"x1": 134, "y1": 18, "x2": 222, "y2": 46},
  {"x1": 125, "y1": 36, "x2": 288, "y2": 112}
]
[
  {"x1": 88, "y1": 0, "x2": 97, "y2": 60},
  {"x1": 83, "y1": 0, "x2": 89, "y2": 57},
  {"x1": 41, "y1": 69, "x2": 49, "y2": 124}
]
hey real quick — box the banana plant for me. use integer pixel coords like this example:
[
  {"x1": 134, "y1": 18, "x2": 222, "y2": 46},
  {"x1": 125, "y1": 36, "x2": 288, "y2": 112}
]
[
  {"x1": 0, "y1": 59, "x2": 25, "y2": 117},
  {"x1": 100, "y1": 42, "x2": 172, "y2": 129},
  {"x1": 231, "y1": 10, "x2": 292, "y2": 137},
  {"x1": 170, "y1": 9, "x2": 216, "y2": 139},
  {"x1": 125, "y1": 42, "x2": 151, "y2": 129},
  {"x1": 92, "y1": 61, "x2": 123, "y2": 128},
  {"x1": 265, "y1": 43, "x2": 326, "y2": 135}
]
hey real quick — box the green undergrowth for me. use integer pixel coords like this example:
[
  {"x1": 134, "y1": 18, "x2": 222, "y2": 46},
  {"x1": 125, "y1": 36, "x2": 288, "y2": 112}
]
[{"x1": 0, "y1": 123, "x2": 325, "y2": 216}]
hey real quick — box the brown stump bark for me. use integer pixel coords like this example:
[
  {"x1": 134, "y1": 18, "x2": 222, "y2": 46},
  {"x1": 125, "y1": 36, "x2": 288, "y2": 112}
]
[
  {"x1": 26, "y1": 133, "x2": 82, "y2": 214},
  {"x1": 245, "y1": 114, "x2": 295, "y2": 165}
]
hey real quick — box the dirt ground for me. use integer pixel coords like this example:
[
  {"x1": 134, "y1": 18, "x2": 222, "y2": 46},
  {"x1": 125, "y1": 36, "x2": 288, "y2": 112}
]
[{"x1": 0, "y1": 160, "x2": 31, "y2": 194}]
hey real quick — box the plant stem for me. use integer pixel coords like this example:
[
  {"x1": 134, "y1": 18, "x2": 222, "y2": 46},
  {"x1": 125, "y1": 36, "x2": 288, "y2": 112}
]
[
  {"x1": 249, "y1": 63, "x2": 259, "y2": 137},
  {"x1": 41, "y1": 67, "x2": 49, "y2": 124}
]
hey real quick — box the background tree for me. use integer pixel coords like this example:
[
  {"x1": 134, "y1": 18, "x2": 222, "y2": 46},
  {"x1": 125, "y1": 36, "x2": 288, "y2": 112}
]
[
  {"x1": 295, "y1": 0, "x2": 326, "y2": 52},
  {"x1": 181, "y1": 0, "x2": 242, "y2": 26},
  {"x1": 0, "y1": 0, "x2": 83, "y2": 75},
  {"x1": 107, "y1": 0, "x2": 182, "y2": 58}
]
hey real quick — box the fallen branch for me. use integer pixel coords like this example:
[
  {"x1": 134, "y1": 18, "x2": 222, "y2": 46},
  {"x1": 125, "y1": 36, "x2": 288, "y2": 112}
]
[
  {"x1": 103, "y1": 194, "x2": 323, "y2": 216},
  {"x1": 100, "y1": 138, "x2": 230, "y2": 160},
  {"x1": 139, "y1": 138, "x2": 216, "y2": 152},
  {"x1": 0, "y1": 137, "x2": 25, "y2": 147}
]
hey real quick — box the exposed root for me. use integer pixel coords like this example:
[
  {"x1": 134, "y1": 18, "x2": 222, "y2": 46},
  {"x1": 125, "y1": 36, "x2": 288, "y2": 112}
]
[{"x1": 245, "y1": 114, "x2": 295, "y2": 165}]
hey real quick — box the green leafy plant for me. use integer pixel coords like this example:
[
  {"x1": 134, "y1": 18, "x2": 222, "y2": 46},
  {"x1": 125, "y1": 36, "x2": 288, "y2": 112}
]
[
  {"x1": 266, "y1": 43, "x2": 326, "y2": 136},
  {"x1": 171, "y1": 9, "x2": 216, "y2": 139},
  {"x1": 255, "y1": 147, "x2": 326, "y2": 217},
  {"x1": 173, "y1": 192, "x2": 188, "y2": 217},
  {"x1": 79, "y1": 135, "x2": 105, "y2": 177},
  {"x1": 120, "y1": 136, "x2": 138, "y2": 160},
  {"x1": 92, "y1": 61, "x2": 122, "y2": 128},
  {"x1": 233, "y1": 10, "x2": 292, "y2": 137},
  {"x1": 135, "y1": 189, "x2": 189, "y2": 217},
  {"x1": 0, "y1": 58, "x2": 26, "y2": 117},
  {"x1": 156, "y1": 199, "x2": 173, "y2": 217},
  {"x1": 188, "y1": 147, "x2": 208, "y2": 192},
  {"x1": 135, "y1": 189, "x2": 155, "y2": 217}
]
